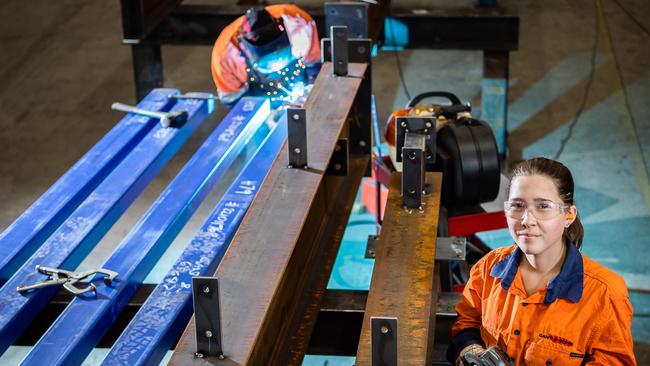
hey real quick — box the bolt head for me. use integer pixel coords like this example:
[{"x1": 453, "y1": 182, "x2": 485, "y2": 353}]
[
  {"x1": 400, "y1": 121, "x2": 407, "y2": 128},
  {"x1": 426, "y1": 122, "x2": 432, "y2": 128},
  {"x1": 408, "y1": 152, "x2": 417, "y2": 160},
  {"x1": 359, "y1": 140, "x2": 367, "y2": 147},
  {"x1": 334, "y1": 163, "x2": 342, "y2": 170},
  {"x1": 292, "y1": 113, "x2": 300, "y2": 120},
  {"x1": 358, "y1": 46, "x2": 366, "y2": 54},
  {"x1": 294, "y1": 147, "x2": 301, "y2": 154},
  {"x1": 381, "y1": 325, "x2": 389, "y2": 334},
  {"x1": 205, "y1": 330, "x2": 213, "y2": 338},
  {"x1": 195, "y1": 352, "x2": 204, "y2": 358},
  {"x1": 202, "y1": 285, "x2": 210, "y2": 294}
]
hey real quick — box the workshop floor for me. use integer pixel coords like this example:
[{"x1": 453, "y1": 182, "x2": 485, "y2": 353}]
[{"x1": 0, "y1": 0, "x2": 648, "y2": 365}]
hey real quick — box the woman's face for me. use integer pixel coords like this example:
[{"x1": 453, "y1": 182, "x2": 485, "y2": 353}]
[{"x1": 507, "y1": 174, "x2": 576, "y2": 256}]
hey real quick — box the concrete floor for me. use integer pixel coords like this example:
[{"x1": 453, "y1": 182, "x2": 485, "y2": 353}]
[{"x1": 0, "y1": 0, "x2": 649, "y2": 364}]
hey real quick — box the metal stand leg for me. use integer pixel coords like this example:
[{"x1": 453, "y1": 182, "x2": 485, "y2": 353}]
[{"x1": 132, "y1": 44, "x2": 163, "y2": 102}]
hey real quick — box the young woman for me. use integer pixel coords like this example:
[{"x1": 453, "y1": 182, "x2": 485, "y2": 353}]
[{"x1": 447, "y1": 157, "x2": 636, "y2": 365}]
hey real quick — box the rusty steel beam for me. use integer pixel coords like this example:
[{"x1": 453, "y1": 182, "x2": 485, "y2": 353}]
[
  {"x1": 169, "y1": 62, "x2": 368, "y2": 366},
  {"x1": 355, "y1": 172, "x2": 442, "y2": 365}
]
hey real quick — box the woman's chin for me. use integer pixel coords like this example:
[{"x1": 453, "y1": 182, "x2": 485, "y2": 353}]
[{"x1": 517, "y1": 237, "x2": 544, "y2": 254}]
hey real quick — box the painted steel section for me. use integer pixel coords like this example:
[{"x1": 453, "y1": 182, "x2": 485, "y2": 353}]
[
  {"x1": 20, "y1": 98, "x2": 270, "y2": 366},
  {"x1": 0, "y1": 89, "x2": 178, "y2": 282},
  {"x1": 481, "y1": 78, "x2": 508, "y2": 155},
  {"x1": 101, "y1": 115, "x2": 287, "y2": 366},
  {"x1": 0, "y1": 96, "x2": 210, "y2": 355}
]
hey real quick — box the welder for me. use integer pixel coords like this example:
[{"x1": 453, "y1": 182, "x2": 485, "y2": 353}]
[{"x1": 210, "y1": 4, "x2": 321, "y2": 107}]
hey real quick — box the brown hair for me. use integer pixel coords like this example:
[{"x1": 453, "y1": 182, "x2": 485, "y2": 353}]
[{"x1": 509, "y1": 157, "x2": 584, "y2": 249}]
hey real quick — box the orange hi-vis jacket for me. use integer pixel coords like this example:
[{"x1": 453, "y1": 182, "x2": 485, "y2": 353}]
[
  {"x1": 210, "y1": 4, "x2": 320, "y2": 105},
  {"x1": 449, "y1": 243, "x2": 636, "y2": 365}
]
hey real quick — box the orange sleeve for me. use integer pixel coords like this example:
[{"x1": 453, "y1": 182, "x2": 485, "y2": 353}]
[
  {"x1": 210, "y1": 17, "x2": 248, "y2": 99},
  {"x1": 384, "y1": 109, "x2": 411, "y2": 147},
  {"x1": 586, "y1": 294, "x2": 636, "y2": 365},
  {"x1": 452, "y1": 256, "x2": 487, "y2": 336}
]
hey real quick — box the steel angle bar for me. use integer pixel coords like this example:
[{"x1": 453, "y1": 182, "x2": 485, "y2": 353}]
[
  {"x1": 0, "y1": 89, "x2": 178, "y2": 283},
  {"x1": 102, "y1": 116, "x2": 287, "y2": 366},
  {"x1": 0, "y1": 96, "x2": 211, "y2": 355},
  {"x1": 19, "y1": 98, "x2": 270, "y2": 366}
]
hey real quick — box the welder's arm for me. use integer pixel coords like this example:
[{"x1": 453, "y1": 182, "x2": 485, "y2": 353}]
[
  {"x1": 447, "y1": 257, "x2": 489, "y2": 364},
  {"x1": 586, "y1": 296, "x2": 636, "y2": 365}
]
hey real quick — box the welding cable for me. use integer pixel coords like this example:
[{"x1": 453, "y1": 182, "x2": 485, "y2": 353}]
[{"x1": 553, "y1": 0, "x2": 600, "y2": 160}]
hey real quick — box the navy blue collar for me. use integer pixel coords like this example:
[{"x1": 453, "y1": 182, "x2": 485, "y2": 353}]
[{"x1": 489, "y1": 242, "x2": 584, "y2": 304}]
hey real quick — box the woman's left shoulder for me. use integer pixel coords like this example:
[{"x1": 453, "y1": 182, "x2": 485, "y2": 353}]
[{"x1": 582, "y1": 255, "x2": 629, "y2": 300}]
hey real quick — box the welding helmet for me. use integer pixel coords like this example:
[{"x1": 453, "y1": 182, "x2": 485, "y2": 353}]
[{"x1": 239, "y1": 8, "x2": 294, "y2": 74}]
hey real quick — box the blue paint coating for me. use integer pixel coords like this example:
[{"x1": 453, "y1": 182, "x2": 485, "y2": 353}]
[
  {"x1": 0, "y1": 96, "x2": 211, "y2": 356},
  {"x1": 481, "y1": 78, "x2": 508, "y2": 155},
  {"x1": 19, "y1": 98, "x2": 270, "y2": 366},
  {"x1": 0, "y1": 89, "x2": 178, "y2": 283},
  {"x1": 101, "y1": 114, "x2": 287, "y2": 366}
]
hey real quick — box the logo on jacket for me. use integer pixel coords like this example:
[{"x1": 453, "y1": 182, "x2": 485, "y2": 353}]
[{"x1": 539, "y1": 333, "x2": 573, "y2": 347}]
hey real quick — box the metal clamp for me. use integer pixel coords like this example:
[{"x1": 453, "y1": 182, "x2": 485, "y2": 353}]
[
  {"x1": 287, "y1": 107, "x2": 308, "y2": 169},
  {"x1": 16, "y1": 265, "x2": 118, "y2": 296},
  {"x1": 192, "y1": 277, "x2": 224, "y2": 360},
  {"x1": 371, "y1": 316, "x2": 398, "y2": 366},
  {"x1": 111, "y1": 102, "x2": 188, "y2": 128}
]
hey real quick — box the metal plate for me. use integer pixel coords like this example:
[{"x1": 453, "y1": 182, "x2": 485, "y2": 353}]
[
  {"x1": 192, "y1": 277, "x2": 224, "y2": 358},
  {"x1": 395, "y1": 117, "x2": 436, "y2": 164},
  {"x1": 330, "y1": 26, "x2": 349, "y2": 76},
  {"x1": 371, "y1": 317, "x2": 398, "y2": 366},
  {"x1": 402, "y1": 132, "x2": 426, "y2": 209},
  {"x1": 287, "y1": 108, "x2": 307, "y2": 168}
]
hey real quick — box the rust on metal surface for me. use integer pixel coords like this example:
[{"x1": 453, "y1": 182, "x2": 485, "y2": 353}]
[
  {"x1": 169, "y1": 62, "x2": 368, "y2": 366},
  {"x1": 355, "y1": 172, "x2": 442, "y2": 365}
]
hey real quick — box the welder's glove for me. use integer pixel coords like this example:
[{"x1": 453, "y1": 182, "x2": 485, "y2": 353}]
[{"x1": 456, "y1": 344, "x2": 485, "y2": 366}]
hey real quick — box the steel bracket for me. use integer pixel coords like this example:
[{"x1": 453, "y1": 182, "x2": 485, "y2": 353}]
[
  {"x1": 287, "y1": 108, "x2": 308, "y2": 169},
  {"x1": 192, "y1": 277, "x2": 224, "y2": 359},
  {"x1": 395, "y1": 117, "x2": 436, "y2": 164},
  {"x1": 330, "y1": 25, "x2": 349, "y2": 76},
  {"x1": 436, "y1": 236, "x2": 467, "y2": 261},
  {"x1": 371, "y1": 316, "x2": 398, "y2": 366},
  {"x1": 365, "y1": 234, "x2": 379, "y2": 258},
  {"x1": 326, "y1": 138, "x2": 349, "y2": 176},
  {"x1": 401, "y1": 132, "x2": 426, "y2": 209}
]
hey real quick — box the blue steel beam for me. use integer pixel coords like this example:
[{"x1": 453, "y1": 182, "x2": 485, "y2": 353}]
[
  {"x1": 0, "y1": 89, "x2": 178, "y2": 282},
  {"x1": 101, "y1": 115, "x2": 287, "y2": 366},
  {"x1": 0, "y1": 96, "x2": 211, "y2": 355},
  {"x1": 20, "y1": 97, "x2": 271, "y2": 366}
]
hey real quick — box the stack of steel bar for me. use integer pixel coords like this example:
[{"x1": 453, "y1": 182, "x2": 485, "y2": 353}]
[{"x1": 0, "y1": 90, "x2": 284, "y2": 364}]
